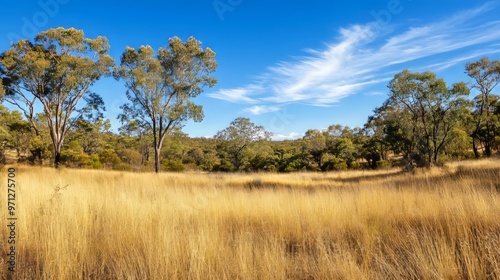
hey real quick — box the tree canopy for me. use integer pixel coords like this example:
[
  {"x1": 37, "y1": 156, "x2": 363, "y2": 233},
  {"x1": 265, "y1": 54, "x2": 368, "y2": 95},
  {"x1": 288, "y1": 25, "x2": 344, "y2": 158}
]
[
  {"x1": 382, "y1": 70, "x2": 470, "y2": 166},
  {"x1": 215, "y1": 117, "x2": 272, "y2": 171},
  {"x1": 466, "y1": 57, "x2": 500, "y2": 157}
]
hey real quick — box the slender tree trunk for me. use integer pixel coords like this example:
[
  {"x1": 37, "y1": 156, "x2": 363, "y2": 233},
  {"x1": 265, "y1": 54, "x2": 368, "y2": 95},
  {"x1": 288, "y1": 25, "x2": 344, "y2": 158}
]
[
  {"x1": 141, "y1": 144, "x2": 150, "y2": 165},
  {"x1": 54, "y1": 149, "x2": 61, "y2": 168},
  {"x1": 154, "y1": 147, "x2": 161, "y2": 173},
  {"x1": 52, "y1": 135, "x2": 64, "y2": 168},
  {"x1": 32, "y1": 129, "x2": 44, "y2": 165},
  {"x1": 407, "y1": 142, "x2": 414, "y2": 169},
  {"x1": 380, "y1": 141, "x2": 386, "y2": 160},
  {"x1": 234, "y1": 154, "x2": 240, "y2": 171},
  {"x1": 485, "y1": 142, "x2": 492, "y2": 157},
  {"x1": 472, "y1": 138, "x2": 480, "y2": 159},
  {"x1": 54, "y1": 139, "x2": 64, "y2": 168},
  {"x1": 432, "y1": 139, "x2": 439, "y2": 165}
]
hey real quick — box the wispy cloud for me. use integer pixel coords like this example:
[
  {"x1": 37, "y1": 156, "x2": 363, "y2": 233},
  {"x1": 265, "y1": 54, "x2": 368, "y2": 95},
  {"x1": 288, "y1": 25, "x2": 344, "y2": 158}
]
[
  {"x1": 207, "y1": 84, "x2": 263, "y2": 104},
  {"x1": 243, "y1": 105, "x2": 281, "y2": 115},
  {"x1": 210, "y1": 2, "x2": 500, "y2": 114},
  {"x1": 365, "y1": 91, "x2": 386, "y2": 96},
  {"x1": 425, "y1": 48, "x2": 500, "y2": 71},
  {"x1": 272, "y1": 132, "x2": 303, "y2": 141}
]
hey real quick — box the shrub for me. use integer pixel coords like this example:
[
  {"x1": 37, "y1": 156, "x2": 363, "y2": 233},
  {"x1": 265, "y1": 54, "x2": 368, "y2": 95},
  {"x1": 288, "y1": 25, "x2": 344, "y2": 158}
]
[
  {"x1": 322, "y1": 154, "x2": 347, "y2": 171},
  {"x1": 161, "y1": 159, "x2": 184, "y2": 172},
  {"x1": 377, "y1": 160, "x2": 392, "y2": 169}
]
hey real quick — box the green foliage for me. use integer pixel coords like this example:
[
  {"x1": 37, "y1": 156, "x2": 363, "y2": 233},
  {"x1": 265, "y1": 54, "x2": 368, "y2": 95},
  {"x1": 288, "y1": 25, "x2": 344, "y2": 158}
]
[
  {"x1": 213, "y1": 157, "x2": 234, "y2": 172},
  {"x1": 494, "y1": 136, "x2": 500, "y2": 153},
  {"x1": 302, "y1": 129, "x2": 326, "y2": 170},
  {"x1": 84, "y1": 155, "x2": 103, "y2": 169},
  {"x1": 215, "y1": 117, "x2": 272, "y2": 171},
  {"x1": 0, "y1": 105, "x2": 40, "y2": 163},
  {"x1": 247, "y1": 143, "x2": 278, "y2": 172},
  {"x1": 99, "y1": 149, "x2": 121, "y2": 169},
  {"x1": 61, "y1": 140, "x2": 103, "y2": 169},
  {"x1": 119, "y1": 148, "x2": 143, "y2": 166},
  {"x1": 0, "y1": 79, "x2": 4, "y2": 97},
  {"x1": 321, "y1": 154, "x2": 347, "y2": 171},
  {"x1": 161, "y1": 158, "x2": 185, "y2": 172},
  {"x1": 466, "y1": 57, "x2": 500, "y2": 157},
  {"x1": 374, "y1": 70, "x2": 470, "y2": 167},
  {"x1": 444, "y1": 128, "x2": 474, "y2": 160},
  {"x1": 377, "y1": 160, "x2": 392, "y2": 169},
  {"x1": 28, "y1": 136, "x2": 49, "y2": 164},
  {"x1": 200, "y1": 149, "x2": 219, "y2": 171}
]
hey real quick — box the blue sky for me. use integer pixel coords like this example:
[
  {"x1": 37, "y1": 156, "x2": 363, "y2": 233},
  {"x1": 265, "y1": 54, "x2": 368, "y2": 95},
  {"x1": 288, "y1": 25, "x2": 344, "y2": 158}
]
[{"x1": 1, "y1": 0, "x2": 500, "y2": 140}]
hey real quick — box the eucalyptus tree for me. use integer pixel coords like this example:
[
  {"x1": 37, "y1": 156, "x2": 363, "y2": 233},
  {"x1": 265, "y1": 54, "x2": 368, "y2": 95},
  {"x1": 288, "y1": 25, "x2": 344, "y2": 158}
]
[
  {"x1": 0, "y1": 27, "x2": 114, "y2": 167},
  {"x1": 0, "y1": 105, "x2": 31, "y2": 163},
  {"x1": 385, "y1": 70, "x2": 469, "y2": 166},
  {"x1": 115, "y1": 37, "x2": 217, "y2": 173},
  {"x1": 215, "y1": 117, "x2": 272, "y2": 171},
  {"x1": 302, "y1": 129, "x2": 326, "y2": 170},
  {"x1": 465, "y1": 57, "x2": 500, "y2": 157}
]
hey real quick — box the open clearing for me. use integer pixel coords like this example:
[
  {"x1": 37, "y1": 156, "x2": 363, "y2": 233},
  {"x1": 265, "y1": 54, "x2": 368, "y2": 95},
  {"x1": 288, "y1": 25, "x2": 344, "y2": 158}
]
[{"x1": 1, "y1": 160, "x2": 499, "y2": 279}]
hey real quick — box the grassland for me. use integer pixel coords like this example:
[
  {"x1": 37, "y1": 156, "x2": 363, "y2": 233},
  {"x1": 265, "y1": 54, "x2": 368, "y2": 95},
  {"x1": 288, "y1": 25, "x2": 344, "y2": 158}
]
[{"x1": 0, "y1": 159, "x2": 499, "y2": 279}]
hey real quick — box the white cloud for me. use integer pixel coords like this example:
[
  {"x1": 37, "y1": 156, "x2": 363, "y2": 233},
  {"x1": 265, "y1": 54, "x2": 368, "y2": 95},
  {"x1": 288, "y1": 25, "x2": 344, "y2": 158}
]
[
  {"x1": 365, "y1": 91, "x2": 385, "y2": 96},
  {"x1": 243, "y1": 105, "x2": 281, "y2": 115},
  {"x1": 207, "y1": 84, "x2": 263, "y2": 104},
  {"x1": 211, "y1": 3, "x2": 500, "y2": 112},
  {"x1": 272, "y1": 132, "x2": 303, "y2": 141},
  {"x1": 425, "y1": 48, "x2": 500, "y2": 71}
]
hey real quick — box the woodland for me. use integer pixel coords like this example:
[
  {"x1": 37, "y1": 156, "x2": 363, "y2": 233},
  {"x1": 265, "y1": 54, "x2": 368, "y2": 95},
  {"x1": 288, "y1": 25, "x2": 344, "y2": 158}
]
[{"x1": 1, "y1": 28, "x2": 499, "y2": 173}]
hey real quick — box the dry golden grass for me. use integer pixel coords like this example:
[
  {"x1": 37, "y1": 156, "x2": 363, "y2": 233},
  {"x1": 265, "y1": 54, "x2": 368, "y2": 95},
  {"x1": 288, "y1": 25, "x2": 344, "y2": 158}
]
[{"x1": 0, "y1": 159, "x2": 499, "y2": 279}]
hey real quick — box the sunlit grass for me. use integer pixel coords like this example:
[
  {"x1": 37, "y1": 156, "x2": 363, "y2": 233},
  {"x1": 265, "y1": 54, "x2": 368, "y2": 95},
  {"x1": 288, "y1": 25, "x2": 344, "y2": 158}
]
[{"x1": 0, "y1": 159, "x2": 499, "y2": 279}]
